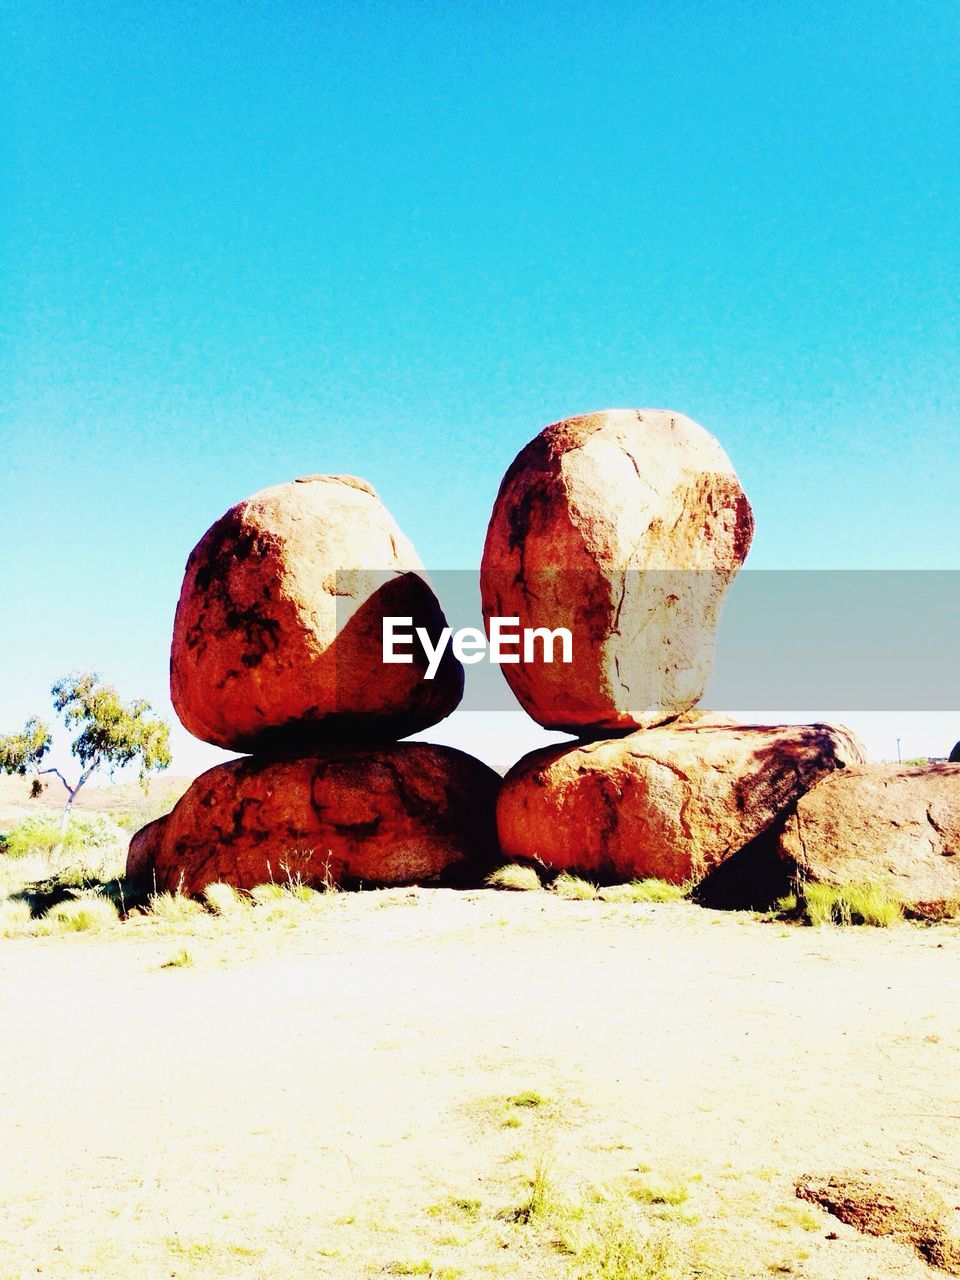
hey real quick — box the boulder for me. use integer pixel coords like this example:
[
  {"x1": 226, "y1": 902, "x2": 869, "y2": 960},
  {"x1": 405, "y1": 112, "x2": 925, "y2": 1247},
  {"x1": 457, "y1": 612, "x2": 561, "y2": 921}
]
[
  {"x1": 498, "y1": 721, "x2": 865, "y2": 884},
  {"x1": 171, "y1": 474, "x2": 463, "y2": 752},
  {"x1": 949, "y1": 741, "x2": 960, "y2": 763},
  {"x1": 142, "y1": 745, "x2": 501, "y2": 895},
  {"x1": 778, "y1": 763, "x2": 960, "y2": 916},
  {"x1": 480, "y1": 409, "x2": 754, "y2": 733},
  {"x1": 126, "y1": 815, "x2": 166, "y2": 881}
]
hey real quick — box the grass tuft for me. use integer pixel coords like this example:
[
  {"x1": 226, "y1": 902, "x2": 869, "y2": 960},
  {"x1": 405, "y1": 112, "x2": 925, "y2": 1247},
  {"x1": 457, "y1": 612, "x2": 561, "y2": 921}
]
[
  {"x1": 552, "y1": 873, "x2": 599, "y2": 900},
  {"x1": 506, "y1": 1090, "x2": 549, "y2": 1109},
  {"x1": 574, "y1": 1210, "x2": 675, "y2": 1280},
  {"x1": 202, "y1": 882, "x2": 249, "y2": 916},
  {"x1": 499, "y1": 1155, "x2": 555, "y2": 1224},
  {"x1": 147, "y1": 891, "x2": 205, "y2": 924},
  {"x1": 0, "y1": 899, "x2": 33, "y2": 936},
  {"x1": 427, "y1": 1196, "x2": 482, "y2": 1221},
  {"x1": 801, "y1": 881, "x2": 903, "y2": 927},
  {"x1": 599, "y1": 880, "x2": 687, "y2": 904},
  {"x1": 628, "y1": 1177, "x2": 689, "y2": 1207},
  {"x1": 160, "y1": 947, "x2": 194, "y2": 969},
  {"x1": 249, "y1": 882, "x2": 286, "y2": 903},
  {"x1": 249, "y1": 881, "x2": 321, "y2": 921},
  {"x1": 41, "y1": 895, "x2": 119, "y2": 933},
  {"x1": 486, "y1": 864, "x2": 542, "y2": 892}
]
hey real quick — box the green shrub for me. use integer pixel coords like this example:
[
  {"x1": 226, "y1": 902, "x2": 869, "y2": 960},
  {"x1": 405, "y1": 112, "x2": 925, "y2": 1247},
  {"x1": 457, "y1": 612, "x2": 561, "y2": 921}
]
[{"x1": 2, "y1": 813, "x2": 124, "y2": 861}]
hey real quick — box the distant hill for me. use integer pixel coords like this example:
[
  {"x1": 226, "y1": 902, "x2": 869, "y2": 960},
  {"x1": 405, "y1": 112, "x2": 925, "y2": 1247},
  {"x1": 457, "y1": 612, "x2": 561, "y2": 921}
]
[{"x1": 0, "y1": 775, "x2": 193, "y2": 832}]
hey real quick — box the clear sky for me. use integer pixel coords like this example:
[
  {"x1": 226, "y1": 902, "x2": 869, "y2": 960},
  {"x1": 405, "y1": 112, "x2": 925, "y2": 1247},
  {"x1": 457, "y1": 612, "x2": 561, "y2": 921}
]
[{"x1": 2, "y1": 0, "x2": 958, "y2": 777}]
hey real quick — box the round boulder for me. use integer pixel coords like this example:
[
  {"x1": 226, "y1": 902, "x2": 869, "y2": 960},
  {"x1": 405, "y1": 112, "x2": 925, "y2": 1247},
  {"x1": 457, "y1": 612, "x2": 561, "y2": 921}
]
[
  {"x1": 498, "y1": 721, "x2": 865, "y2": 883},
  {"x1": 480, "y1": 409, "x2": 754, "y2": 734},
  {"x1": 778, "y1": 763, "x2": 960, "y2": 916},
  {"x1": 171, "y1": 474, "x2": 463, "y2": 752},
  {"x1": 143, "y1": 745, "x2": 501, "y2": 895}
]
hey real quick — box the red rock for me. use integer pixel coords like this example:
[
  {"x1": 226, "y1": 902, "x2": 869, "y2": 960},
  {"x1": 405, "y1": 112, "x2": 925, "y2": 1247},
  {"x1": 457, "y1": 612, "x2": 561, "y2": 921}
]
[
  {"x1": 126, "y1": 815, "x2": 166, "y2": 881},
  {"x1": 144, "y1": 745, "x2": 500, "y2": 895},
  {"x1": 498, "y1": 721, "x2": 864, "y2": 883},
  {"x1": 778, "y1": 763, "x2": 960, "y2": 916},
  {"x1": 480, "y1": 410, "x2": 754, "y2": 733},
  {"x1": 171, "y1": 474, "x2": 463, "y2": 752}
]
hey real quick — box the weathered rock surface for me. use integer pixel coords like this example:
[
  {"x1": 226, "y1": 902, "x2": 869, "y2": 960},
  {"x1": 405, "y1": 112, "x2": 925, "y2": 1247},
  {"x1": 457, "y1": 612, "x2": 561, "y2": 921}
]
[
  {"x1": 498, "y1": 721, "x2": 864, "y2": 883},
  {"x1": 125, "y1": 815, "x2": 167, "y2": 881},
  {"x1": 171, "y1": 474, "x2": 463, "y2": 752},
  {"x1": 796, "y1": 1172, "x2": 960, "y2": 1275},
  {"x1": 480, "y1": 409, "x2": 754, "y2": 734},
  {"x1": 778, "y1": 763, "x2": 960, "y2": 915},
  {"x1": 140, "y1": 745, "x2": 501, "y2": 895}
]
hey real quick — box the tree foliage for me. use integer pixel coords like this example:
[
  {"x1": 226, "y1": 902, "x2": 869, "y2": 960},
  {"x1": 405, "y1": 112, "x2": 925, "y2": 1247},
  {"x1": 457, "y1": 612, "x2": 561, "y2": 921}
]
[
  {"x1": 0, "y1": 718, "x2": 53, "y2": 796},
  {"x1": 50, "y1": 673, "x2": 171, "y2": 781},
  {"x1": 0, "y1": 673, "x2": 172, "y2": 815}
]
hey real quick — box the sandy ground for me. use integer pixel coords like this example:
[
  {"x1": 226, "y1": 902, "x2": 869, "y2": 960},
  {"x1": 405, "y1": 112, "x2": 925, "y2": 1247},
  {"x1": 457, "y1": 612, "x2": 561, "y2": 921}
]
[{"x1": 0, "y1": 892, "x2": 958, "y2": 1279}]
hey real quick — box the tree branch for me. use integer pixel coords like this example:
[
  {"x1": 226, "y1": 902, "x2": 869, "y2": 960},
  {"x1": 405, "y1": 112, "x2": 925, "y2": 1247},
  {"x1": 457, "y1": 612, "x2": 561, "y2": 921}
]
[
  {"x1": 37, "y1": 766, "x2": 76, "y2": 798},
  {"x1": 76, "y1": 764, "x2": 98, "y2": 793}
]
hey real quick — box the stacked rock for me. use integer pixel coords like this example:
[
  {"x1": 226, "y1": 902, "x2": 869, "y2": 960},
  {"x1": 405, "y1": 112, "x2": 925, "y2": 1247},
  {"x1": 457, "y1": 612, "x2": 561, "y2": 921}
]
[
  {"x1": 483, "y1": 409, "x2": 868, "y2": 900},
  {"x1": 127, "y1": 474, "x2": 500, "y2": 894}
]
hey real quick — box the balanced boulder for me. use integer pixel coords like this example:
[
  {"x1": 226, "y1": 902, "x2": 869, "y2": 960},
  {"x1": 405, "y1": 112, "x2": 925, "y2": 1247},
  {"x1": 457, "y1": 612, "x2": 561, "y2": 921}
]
[
  {"x1": 480, "y1": 410, "x2": 754, "y2": 734},
  {"x1": 778, "y1": 763, "x2": 960, "y2": 916},
  {"x1": 171, "y1": 474, "x2": 463, "y2": 752},
  {"x1": 140, "y1": 744, "x2": 501, "y2": 895},
  {"x1": 498, "y1": 721, "x2": 864, "y2": 883}
]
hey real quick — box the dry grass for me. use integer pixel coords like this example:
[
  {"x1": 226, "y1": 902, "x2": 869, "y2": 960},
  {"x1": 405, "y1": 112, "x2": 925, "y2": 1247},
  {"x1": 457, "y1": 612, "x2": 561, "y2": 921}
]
[
  {"x1": 40, "y1": 895, "x2": 119, "y2": 933},
  {"x1": 598, "y1": 880, "x2": 688, "y2": 904},
  {"x1": 202, "y1": 882, "x2": 251, "y2": 916},
  {"x1": 776, "y1": 881, "x2": 905, "y2": 928},
  {"x1": 552, "y1": 873, "x2": 599, "y2": 900},
  {"x1": 146, "y1": 889, "x2": 206, "y2": 926},
  {"x1": 628, "y1": 1177, "x2": 690, "y2": 1208},
  {"x1": 486, "y1": 864, "x2": 542, "y2": 892}
]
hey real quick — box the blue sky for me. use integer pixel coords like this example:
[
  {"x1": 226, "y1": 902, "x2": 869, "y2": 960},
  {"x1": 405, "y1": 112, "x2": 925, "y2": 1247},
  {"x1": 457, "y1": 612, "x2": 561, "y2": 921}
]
[{"x1": 2, "y1": 0, "x2": 958, "y2": 774}]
